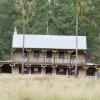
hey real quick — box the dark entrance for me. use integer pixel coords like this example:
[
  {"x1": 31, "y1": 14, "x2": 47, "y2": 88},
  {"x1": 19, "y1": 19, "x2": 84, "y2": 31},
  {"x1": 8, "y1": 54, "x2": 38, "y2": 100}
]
[
  {"x1": 86, "y1": 67, "x2": 96, "y2": 76},
  {"x1": 1, "y1": 64, "x2": 12, "y2": 73},
  {"x1": 31, "y1": 67, "x2": 41, "y2": 74},
  {"x1": 56, "y1": 68, "x2": 67, "y2": 75},
  {"x1": 45, "y1": 66, "x2": 52, "y2": 74},
  {"x1": 68, "y1": 66, "x2": 79, "y2": 75},
  {"x1": 19, "y1": 66, "x2": 29, "y2": 74}
]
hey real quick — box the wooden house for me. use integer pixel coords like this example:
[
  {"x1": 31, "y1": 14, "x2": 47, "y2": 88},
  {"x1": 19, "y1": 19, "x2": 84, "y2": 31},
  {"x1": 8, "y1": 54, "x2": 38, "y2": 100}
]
[{"x1": 0, "y1": 29, "x2": 99, "y2": 77}]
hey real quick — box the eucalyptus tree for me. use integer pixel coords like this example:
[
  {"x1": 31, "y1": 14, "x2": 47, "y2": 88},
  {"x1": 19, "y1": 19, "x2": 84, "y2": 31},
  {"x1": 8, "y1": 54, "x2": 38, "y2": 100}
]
[
  {"x1": 15, "y1": 0, "x2": 36, "y2": 74},
  {"x1": 75, "y1": 0, "x2": 86, "y2": 77},
  {"x1": 15, "y1": 0, "x2": 36, "y2": 33},
  {"x1": 74, "y1": 0, "x2": 98, "y2": 76}
]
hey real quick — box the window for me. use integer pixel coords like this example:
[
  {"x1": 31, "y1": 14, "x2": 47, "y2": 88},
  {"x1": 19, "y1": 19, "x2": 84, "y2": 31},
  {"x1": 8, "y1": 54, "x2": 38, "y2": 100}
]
[
  {"x1": 86, "y1": 67, "x2": 96, "y2": 76},
  {"x1": 71, "y1": 52, "x2": 76, "y2": 60},
  {"x1": 59, "y1": 68, "x2": 64, "y2": 73},
  {"x1": 47, "y1": 51, "x2": 52, "y2": 58},
  {"x1": 34, "y1": 68, "x2": 38, "y2": 73},
  {"x1": 68, "y1": 67, "x2": 79, "y2": 75},
  {"x1": 1, "y1": 64, "x2": 12, "y2": 73},
  {"x1": 19, "y1": 66, "x2": 29, "y2": 74},
  {"x1": 24, "y1": 67, "x2": 29, "y2": 74},
  {"x1": 56, "y1": 68, "x2": 66, "y2": 75},
  {"x1": 24, "y1": 50, "x2": 27, "y2": 57},
  {"x1": 68, "y1": 68, "x2": 75, "y2": 75},
  {"x1": 31, "y1": 67, "x2": 41, "y2": 74},
  {"x1": 34, "y1": 51, "x2": 39, "y2": 58},
  {"x1": 45, "y1": 67, "x2": 52, "y2": 74},
  {"x1": 59, "y1": 51, "x2": 64, "y2": 58}
]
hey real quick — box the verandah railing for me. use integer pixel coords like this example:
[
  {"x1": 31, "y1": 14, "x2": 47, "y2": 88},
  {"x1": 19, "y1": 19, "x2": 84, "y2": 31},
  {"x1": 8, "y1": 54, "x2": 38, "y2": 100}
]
[{"x1": 13, "y1": 57, "x2": 86, "y2": 65}]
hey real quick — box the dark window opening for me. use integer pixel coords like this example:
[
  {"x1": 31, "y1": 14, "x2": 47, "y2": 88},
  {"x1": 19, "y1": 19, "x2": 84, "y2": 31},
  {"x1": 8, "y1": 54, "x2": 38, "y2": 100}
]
[
  {"x1": 71, "y1": 52, "x2": 76, "y2": 60},
  {"x1": 24, "y1": 50, "x2": 28, "y2": 57},
  {"x1": 68, "y1": 67, "x2": 79, "y2": 75},
  {"x1": 59, "y1": 51, "x2": 64, "y2": 58},
  {"x1": 34, "y1": 51, "x2": 39, "y2": 58},
  {"x1": 19, "y1": 66, "x2": 29, "y2": 74},
  {"x1": 45, "y1": 67, "x2": 52, "y2": 74},
  {"x1": 31, "y1": 67, "x2": 41, "y2": 74},
  {"x1": 1, "y1": 64, "x2": 12, "y2": 73},
  {"x1": 56, "y1": 68, "x2": 66, "y2": 75},
  {"x1": 47, "y1": 51, "x2": 52, "y2": 58},
  {"x1": 86, "y1": 67, "x2": 96, "y2": 76}
]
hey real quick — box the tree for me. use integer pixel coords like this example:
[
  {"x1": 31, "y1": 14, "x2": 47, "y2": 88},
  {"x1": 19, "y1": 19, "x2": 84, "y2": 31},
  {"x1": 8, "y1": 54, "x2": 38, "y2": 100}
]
[
  {"x1": 0, "y1": 0, "x2": 100, "y2": 64},
  {"x1": 15, "y1": 0, "x2": 36, "y2": 33},
  {"x1": 0, "y1": 0, "x2": 16, "y2": 60}
]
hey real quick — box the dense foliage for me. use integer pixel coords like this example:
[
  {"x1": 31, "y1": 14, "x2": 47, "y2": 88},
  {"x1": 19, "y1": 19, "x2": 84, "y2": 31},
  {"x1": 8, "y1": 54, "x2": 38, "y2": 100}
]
[{"x1": 0, "y1": 0, "x2": 100, "y2": 64}]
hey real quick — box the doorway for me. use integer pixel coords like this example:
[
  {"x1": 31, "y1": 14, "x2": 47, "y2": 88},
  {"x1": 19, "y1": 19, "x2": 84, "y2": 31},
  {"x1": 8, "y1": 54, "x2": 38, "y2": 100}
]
[
  {"x1": 31, "y1": 67, "x2": 41, "y2": 74},
  {"x1": 19, "y1": 66, "x2": 29, "y2": 74},
  {"x1": 1, "y1": 64, "x2": 12, "y2": 73},
  {"x1": 86, "y1": 67, "x2": 96, "y2": 76},
  {"x1": 56, "y1": 68, "x2": 67, "y2": 75},
  {"x1": 68, "y1": 66, "x2": 79, "y2": 75},
  {"x1": 45, "y1": 66, "x2": 52, "y2": 74}
]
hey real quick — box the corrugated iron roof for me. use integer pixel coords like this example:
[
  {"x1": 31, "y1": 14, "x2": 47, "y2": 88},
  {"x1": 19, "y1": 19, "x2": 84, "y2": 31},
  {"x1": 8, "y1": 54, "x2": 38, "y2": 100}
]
[{"x1": 12, "y1": 34, "x2": 87, "y2": 50}]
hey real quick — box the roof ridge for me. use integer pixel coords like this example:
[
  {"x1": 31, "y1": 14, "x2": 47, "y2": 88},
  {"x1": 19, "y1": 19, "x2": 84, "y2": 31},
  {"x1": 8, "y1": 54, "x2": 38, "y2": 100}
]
[{"x1": 13, "y1": 34, "x2": 86, "y2": 37}]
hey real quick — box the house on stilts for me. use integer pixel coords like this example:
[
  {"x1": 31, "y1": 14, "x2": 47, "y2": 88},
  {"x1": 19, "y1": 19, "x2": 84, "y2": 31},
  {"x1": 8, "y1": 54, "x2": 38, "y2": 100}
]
[{"x1": 0, "y1": 28, "x2": 99, "y2": 77}]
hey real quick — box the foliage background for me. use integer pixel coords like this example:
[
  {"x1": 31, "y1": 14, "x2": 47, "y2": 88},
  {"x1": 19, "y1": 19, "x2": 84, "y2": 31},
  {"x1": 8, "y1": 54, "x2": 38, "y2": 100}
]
[{"x1": 0, "y1": 0, "x2": 100, "y2": 64}]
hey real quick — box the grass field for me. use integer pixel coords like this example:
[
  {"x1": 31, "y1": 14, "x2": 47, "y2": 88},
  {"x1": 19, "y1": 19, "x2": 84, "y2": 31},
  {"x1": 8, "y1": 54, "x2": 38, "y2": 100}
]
[{"x1": 0, "y1": 74, "x2": 100, "y2": 100}]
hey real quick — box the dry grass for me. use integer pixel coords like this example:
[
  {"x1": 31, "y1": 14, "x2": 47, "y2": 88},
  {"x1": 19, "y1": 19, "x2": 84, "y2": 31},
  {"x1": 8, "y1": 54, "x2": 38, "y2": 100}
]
[{"x1": 0, "y1": 74, "x2": 100, "y2": 100}]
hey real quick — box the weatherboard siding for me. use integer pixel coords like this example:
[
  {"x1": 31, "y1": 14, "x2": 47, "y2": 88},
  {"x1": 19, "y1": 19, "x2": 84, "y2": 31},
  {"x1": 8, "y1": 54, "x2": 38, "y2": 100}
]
[{"x1": 13, "y1": 49, "x2": 86, "y2": 65}]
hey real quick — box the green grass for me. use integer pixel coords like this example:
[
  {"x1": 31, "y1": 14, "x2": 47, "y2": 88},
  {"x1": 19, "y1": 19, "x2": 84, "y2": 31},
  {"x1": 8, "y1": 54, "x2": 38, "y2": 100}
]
[{"x1": 0, "y1": 74, "x2": 100, "y2": 100}]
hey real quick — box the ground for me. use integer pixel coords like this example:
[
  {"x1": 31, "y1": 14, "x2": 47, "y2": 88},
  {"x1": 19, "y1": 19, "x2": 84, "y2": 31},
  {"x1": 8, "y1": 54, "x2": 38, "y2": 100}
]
[{"x1": 0, "y1": 74, "x2": 100, "y2": 100}]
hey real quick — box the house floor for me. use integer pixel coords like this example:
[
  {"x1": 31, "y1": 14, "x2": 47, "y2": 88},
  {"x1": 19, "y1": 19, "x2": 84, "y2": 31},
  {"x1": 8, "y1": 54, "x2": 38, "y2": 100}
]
[{"x1": 0, "y1": 64, "x2": 98, "y2": 77}]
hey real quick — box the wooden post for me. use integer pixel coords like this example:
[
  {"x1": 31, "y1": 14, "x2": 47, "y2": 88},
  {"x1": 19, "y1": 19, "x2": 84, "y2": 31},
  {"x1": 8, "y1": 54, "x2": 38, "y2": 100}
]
[
  {"x1": 83, "y1": 66, "x2": 89, "y2": 78},
  {"x1": 25, "y1": 64, "x2": 31, "y2": 74},
  {"x1": 9, "y1": 63, "x2": 16, "y2": 74},
  {"x1": 52, "y1": 50, "x2": 57, "y2": 65},
  {"x1": 42, "y1": 67, "x2": 45, "y2": 75},
  {"x1": 0, "y1": 64, "x2": 3, "y2": 74},
  {"x1": 66, "y1": 67, "x2": 68, "y2": 75},
  {"x1": 52, "y1": 65, "x2": 57, "y2": 75},
  {"x1": 41, "y1": 65, "x2": 47, "y2": 75},
  {"x1": 68, "y1": 50, "x2": 73, "y2": 65},
  {"x1": 52, "y1": 67, "x2": 56, "y2": 75},
  {"x1": 95, "y1": 66, "x2": 99, "y2": 78},
  {"x1": 11, "y1": 48, "x2": 16, "y2": 74},
  {"x1": 42, "y1": 49, "x2": 47, "y2": 64},
  {"x1": 26, "y1": 49, "x2": 31, "y2": 63}
]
